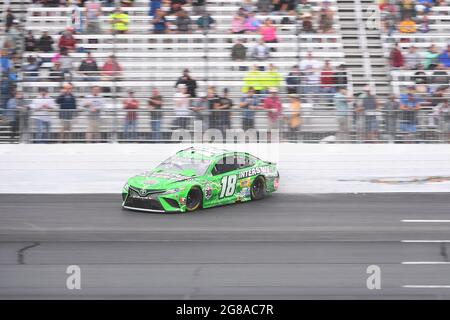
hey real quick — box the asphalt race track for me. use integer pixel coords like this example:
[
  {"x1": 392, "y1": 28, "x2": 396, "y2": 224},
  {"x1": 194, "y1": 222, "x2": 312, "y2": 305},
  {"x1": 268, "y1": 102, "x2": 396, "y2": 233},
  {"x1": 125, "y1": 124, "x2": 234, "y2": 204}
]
[{"x1": 1, "y1": 193, "x2": 450, "y2": 299}]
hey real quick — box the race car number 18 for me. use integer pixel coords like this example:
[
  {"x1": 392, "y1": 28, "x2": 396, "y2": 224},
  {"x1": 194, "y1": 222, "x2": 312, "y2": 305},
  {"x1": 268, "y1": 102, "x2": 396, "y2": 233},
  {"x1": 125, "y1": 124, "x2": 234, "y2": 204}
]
[{"x1": 220, "y1": 175, "x2": 237, "y2": 198}]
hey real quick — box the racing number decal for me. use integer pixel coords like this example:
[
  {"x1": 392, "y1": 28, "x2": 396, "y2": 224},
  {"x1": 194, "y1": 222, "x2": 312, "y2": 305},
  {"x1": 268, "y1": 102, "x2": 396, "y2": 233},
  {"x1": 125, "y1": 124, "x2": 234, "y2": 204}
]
[{"x1": 219, "y1": 175, "x2": 237, "y2": 198}]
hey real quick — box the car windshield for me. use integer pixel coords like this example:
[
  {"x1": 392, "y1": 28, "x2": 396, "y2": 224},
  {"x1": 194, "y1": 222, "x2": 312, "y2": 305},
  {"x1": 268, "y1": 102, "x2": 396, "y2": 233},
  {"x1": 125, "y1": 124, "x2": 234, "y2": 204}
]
[{"x1": 155, "y1": 155, "x2": 211, "y2": 176}]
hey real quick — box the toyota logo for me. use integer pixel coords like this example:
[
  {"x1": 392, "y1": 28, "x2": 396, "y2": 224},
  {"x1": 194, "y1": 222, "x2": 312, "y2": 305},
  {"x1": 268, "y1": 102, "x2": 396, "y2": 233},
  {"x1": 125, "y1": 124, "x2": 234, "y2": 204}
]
[{"x1": 139, "y1": 189, "x2": 146, "y2": 196}]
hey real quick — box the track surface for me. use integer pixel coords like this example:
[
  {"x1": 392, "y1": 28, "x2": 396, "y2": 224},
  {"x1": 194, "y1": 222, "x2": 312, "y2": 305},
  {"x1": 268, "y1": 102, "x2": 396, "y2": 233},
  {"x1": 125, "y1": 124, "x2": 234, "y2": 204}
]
[{"x1": 1, "y1": 193, "x2": 450, "y2": 299}]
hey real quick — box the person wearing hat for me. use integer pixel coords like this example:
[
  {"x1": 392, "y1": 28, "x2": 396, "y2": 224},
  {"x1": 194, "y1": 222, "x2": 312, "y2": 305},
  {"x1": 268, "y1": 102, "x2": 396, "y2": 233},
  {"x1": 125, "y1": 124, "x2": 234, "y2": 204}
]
[
  {"x1": 58, "y1": 27, "x2": 76, "y2": 52},
  {"x1": 263, "y1": 87, "x2": 282, "y2": 141},
  {"x1": 56, "y1": 83, "x2": 77, "y2": 141},
  {"x1": 175, "y1": 69, "x2": 197, "y2": 98},
  {"x1": 30, "y1": 88, "x2": 56, "y2": 142}
]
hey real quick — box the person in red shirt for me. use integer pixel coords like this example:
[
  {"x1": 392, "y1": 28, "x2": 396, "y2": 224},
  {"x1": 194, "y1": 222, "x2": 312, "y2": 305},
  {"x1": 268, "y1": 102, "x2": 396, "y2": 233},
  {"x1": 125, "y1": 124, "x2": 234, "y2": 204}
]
[
  {"x1": 320, "y1": 59, "x2": 335, "y2": 103},
  {"x1": 101, "y1": 55, "x2": 122, "y2": 79},
  {"x1": 389, "y1": 42, "x2": 404, "y2": 68},
  {"x1": 263, "y1": 87, "x2": 282, "y2": 142},
  {"x1": 58, "y1": 27, "x2": 76, "y2": 51},
  {"x1": 123, "y1": 90, "x2": 139, "y2": 140}
]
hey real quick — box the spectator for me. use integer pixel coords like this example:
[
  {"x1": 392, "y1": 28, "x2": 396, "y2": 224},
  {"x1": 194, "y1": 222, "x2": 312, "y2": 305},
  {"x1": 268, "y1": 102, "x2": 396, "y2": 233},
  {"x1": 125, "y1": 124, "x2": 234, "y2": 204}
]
[
  {"x1": 334, "y1": 87, "x2": 351, "y2": 141},
  {"x1": 438, "y1": 45, "x2": 450, "y2": 69},
  {"x1": 318, "y1": 6, "x2": 334, "y2": 34},
  {"x1": 404, "y1": 45, "x2": 421, "y2": 69},
  {"x1": 431, "y1": 64, "x2": 449, "y2": 86},
  {"x1": 231, "y1": 14, "x2": 246, "y2": 34},
  {"x1": 4, "y1": 91, "x2": 23, "y2": 140},
  {"x1": 109, "y1": 6, "x2": 129, "y2": 34},
  {"x1": 173, "y1": 84, "x2": 191, "y2": 130},
  {"x1": 48, "y1": 62, "x2": 64, "y2": 82},
  {"x1": 148, "y1": 0, "x2": 162, "y2": 16},
  {"x1": 57, "y1": 48, "x2": 74, "y2": 80},
  {"x1": 384, "y1": 95, "x2": 400, "y2": 142},
  {"x1": 264, "y1": 64, "x2": 282, "y2": 93},
  {"x1": 334, "y1": 64, "x2": 348, "y2": 89},
  {"x1": 152, "y1": 9, "x2": 169, "y2": 34},
  {"x1": 361, "y1": 87, "x2": 380, "y2": 141},
  {"x1": 24, "y1": 31, "x2": 36, "y2": 52},
  {"x1": 175, "y1": 69, "x2": 197, "y2": 98},
  {"x1": 69, "y1": 0, "x2": 84, "y2": 34},
  {"x1": 218, "y1": 88, "x2": 233, "y2": 134},
  {"x1": 320, "y1": 60, "x2": 335, "y2": 102},
  {"x1": 169, "y1": 0, "x2": 186, "y2": 15},
  {"x1": 5, "y1": 9, "x2": 15, "y2": 32},
  {"x1": 263, "y1": 87, "x2": 282, "y2": 141},
  {"x1": 417, "y1": 14, "x2": 430, "y2": 33},
  {"x1": 286, "y1": 94, "x2": 301, "y2": 141},
  {"x1": 192, "y1": 0, "x2": 206, "y2": 15},
  {"x1": 273, "y1": 0, "x2": 295, "y2": 11},
  {"x1": 436, "y1": 100, "x2": 450, "y2": 142},
  {"x1": 101, "y1": 55, "x2": 122, "y2": 79},
  {"x1": 121, "y1": 0, "x2": 134, "y2": 7},
  {"x1": 302, "y1": 64, "x2": 320, "y2": 104},
  {"x1": 123, "y1": 90, "x2": 139, "y2": 139},
  {"x1": 423, "y1": 44, "x2": 440, "y2": 70},
  {"x1": 56, "y1": 83, "x2": 77, "y2": 141},
  {"x1": 196, "y1": 12, "x2": 215, "y2": 32},
  {"x1": 148, "y1": 87, "x2": 163, "y2": 141},
  {"x1": 82, "y1": 86, "x2": 104, "y2": 142},
  {"x1": 398, "y1": 15, "x2": 416, "y2": 33},
  {"x1": 6, "y1": 20, "x2": 22, "y2": 53},
  {"x1": 257, "y1": 0, "x2": 272, "y2": 13},
  {"x1": 239, "y1": 87, "x2": 262, "y2": 131},
  {"x1": 296, "y1": 0, "x2": 313, "y2": 17},
  {"x1": 242, "y1": 65, "x2": 265, "y2": 94},
  {"x1": 85, "y1": 0, "x2": 102, "y2": 34},
  {"x1": 300, "y1": 12, "x2": 314, "y2": 34},
  {"x1": 399, "y1": 86, "x2": 421, "y2": 138},
  {"x1": 78, "y1": 52, "x2": 99, "y2": 81},
  {"x1": 231, "y1": 38, "x2": 247, "y2": 61},
  {"x1": 30, "y1": 88, "x2": 56, "y2": 142},
  {"x1": 400, "y1": 0, "x2": 416, "y2": 20},
  {"x1": 175, "y1": 10, "x2": 192, "y2": 33},
  {"x1": 0, "y1": 50, "x2": 11, "y2": 74},
  {"x1": 251, "y1": 39, "x2": 270, "y2": 61},
  {"x1": 22, "y1": 55, "x2": 41, "y2": 81},
  {"x1": 244, "y1": 11, "x2": 261, "y2": 33},
  {"x1": 286, "y1": 65, "x2": 302, "y2": 95},
  {"x1": 58, "y1": 27, "x2": 76, "y2": 52},
  {"x1": 259, "y1": 18, "x2": 277, "y2": 44},
  {"x1": 389, "y1": 43, "x2": 404, "y2": 68},
  {"x1": 206, "y1": 86, "x2": 221, "y2": 130},
  {"x1": 37, "y1": 31, "x2": 54, "y2": 53},
  {"x1": 382, "y1": 4, "x2": 398, "y2": 36}
]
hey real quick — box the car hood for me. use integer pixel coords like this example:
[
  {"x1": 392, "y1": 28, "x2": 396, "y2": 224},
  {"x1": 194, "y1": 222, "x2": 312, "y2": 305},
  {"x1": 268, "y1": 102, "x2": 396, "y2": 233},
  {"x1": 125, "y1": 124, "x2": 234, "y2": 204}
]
[{"x1": 127, "y1": 170, "x2": 194, "y2": 190}]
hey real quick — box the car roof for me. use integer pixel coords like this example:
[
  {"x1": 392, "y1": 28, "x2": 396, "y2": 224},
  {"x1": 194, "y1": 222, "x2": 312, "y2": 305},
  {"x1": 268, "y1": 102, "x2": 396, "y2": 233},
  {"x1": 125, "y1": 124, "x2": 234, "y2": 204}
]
[{"x1": 176, "y1": 147, "x2": 250, "y2": 161}]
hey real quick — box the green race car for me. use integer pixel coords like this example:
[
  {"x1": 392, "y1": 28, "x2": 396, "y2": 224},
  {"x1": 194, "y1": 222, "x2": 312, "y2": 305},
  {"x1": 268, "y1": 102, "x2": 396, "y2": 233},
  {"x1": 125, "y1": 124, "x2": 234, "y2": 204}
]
[{"x1": 122, "y1": 147, "x2": 280, "y2": 212}]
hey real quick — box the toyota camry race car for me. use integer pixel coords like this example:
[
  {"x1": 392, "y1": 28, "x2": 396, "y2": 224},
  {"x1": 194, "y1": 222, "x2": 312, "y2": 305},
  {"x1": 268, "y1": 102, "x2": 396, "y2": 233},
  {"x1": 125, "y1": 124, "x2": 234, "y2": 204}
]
[{"x1": 122, "y1": 147, "x2": 279, "y2": 212}]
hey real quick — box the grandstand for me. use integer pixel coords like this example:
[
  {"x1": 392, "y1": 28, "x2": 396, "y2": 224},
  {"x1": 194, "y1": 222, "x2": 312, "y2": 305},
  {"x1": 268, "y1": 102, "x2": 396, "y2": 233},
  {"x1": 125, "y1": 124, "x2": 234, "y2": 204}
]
[{"x1": 0, "y1": 0, "x2": 449, "y2": 143}]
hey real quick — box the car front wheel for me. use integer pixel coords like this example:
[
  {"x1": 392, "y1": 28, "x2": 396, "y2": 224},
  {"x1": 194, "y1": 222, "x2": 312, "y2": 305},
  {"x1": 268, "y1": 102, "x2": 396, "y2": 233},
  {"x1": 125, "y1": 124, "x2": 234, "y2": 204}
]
[{"x1": 185, "y1": 187, "x2": 202, "y2": 212}]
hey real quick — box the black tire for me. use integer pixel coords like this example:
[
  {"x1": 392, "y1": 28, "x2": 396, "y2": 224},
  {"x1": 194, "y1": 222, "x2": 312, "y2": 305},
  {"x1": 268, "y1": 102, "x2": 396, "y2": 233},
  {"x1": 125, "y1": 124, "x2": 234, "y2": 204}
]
[
  {"x1": 251, "y1": 176, "x2": 266, "y2": 200},
  {"x1": 185, "y1": 187, "x2": 202, "y2": 212}
]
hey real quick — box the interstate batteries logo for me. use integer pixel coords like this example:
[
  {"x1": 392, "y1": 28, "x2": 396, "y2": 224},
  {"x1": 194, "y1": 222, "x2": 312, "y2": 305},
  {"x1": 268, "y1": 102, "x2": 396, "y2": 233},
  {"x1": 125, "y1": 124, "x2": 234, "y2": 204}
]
[{"x1": 238, "y1": 166, "x2": 274, "y2": 179}]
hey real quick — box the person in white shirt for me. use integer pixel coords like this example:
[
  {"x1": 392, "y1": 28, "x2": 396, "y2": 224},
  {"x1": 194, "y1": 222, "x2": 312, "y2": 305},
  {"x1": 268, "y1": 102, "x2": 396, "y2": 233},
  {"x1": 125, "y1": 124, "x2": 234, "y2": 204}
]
[
  {"x1": 82, "y1": 86, "x2": 104, "y2": 142},
  {"x1": 30, "y1": 87, "x2": 56, "y2": 142},
  {"x1": 300, "y1": 52, "x2": 322, "y2": 103},
  {"x1": 85, "y1": 0, "x2": 102, "y2": 35},
  {"x1": 251, "y1": 39, "x2": 270, "y2": 61},
  {"x1": 173, "y1": 84, "x2": 191, "y2": 129}
]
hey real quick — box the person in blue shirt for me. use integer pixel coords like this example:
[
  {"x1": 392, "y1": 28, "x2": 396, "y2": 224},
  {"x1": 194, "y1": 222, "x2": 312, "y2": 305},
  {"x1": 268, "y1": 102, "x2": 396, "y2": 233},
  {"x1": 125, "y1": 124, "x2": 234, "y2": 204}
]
[
  {"x1": 239, "y1": 87, "x2": 263, "y2": 131},
  {"x1": 148, "y1": 0, "x2": 162, "y2": 17},
  {"x1": 152, "y1": 8, "x2": 168, "y2": 34},
  {"x1": 438, "y1": 45, "x2": 450, "y2": 68},
  {"x1": 56, "y1": 83, "x2": 77, "y2": 141},
  {"x1": 399, "y1": 86, "x2": 421, "y2": 136},
  {"x1": 4, "y1": 91, "x2": 23, "y2": 140}
]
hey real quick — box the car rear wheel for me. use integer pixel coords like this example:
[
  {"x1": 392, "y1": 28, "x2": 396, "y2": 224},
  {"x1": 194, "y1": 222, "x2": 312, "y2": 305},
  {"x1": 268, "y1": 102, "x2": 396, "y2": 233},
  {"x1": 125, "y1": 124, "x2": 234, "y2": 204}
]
[
  {"x1": 185, "y1": 187, "x2": 202, "y2": 212},
  {"x1": 251, "y1": 176, "x2": 266, "y2": 200}
]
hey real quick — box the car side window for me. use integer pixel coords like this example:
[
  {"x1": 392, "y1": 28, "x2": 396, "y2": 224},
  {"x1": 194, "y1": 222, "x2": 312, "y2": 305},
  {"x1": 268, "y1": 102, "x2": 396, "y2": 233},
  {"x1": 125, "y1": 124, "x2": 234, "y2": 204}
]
[
  {"x1": 212, "y1": 156, "x2": 238, "y2": 175},
  {"x1": 236, "y1": 155, "x2": 255, "y2": 169}
]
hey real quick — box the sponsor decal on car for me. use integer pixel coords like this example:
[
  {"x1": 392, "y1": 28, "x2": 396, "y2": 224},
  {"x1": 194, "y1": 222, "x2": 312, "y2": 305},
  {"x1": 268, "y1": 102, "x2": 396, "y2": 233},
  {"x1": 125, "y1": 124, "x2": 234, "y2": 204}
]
[
  {"x1": 239, "y1": 178, "x2": 251, "y2": 188},
  {"x1": 238, "y1": 166, "x2": 273, "y2": 179},
  {"x1": 204, "y1": 183, "x2": 213, "y2": 200}
]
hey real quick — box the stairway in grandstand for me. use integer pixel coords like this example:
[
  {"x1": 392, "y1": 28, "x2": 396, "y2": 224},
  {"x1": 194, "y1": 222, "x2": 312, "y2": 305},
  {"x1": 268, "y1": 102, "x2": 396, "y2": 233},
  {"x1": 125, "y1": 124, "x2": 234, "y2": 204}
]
[{"x1": 336, "y1": 0, "x2": 390, "y2": 97}]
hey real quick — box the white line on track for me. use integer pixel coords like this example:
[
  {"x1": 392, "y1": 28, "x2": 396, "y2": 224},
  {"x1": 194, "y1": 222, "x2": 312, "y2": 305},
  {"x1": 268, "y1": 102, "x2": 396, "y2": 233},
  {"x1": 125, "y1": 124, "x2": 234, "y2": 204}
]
[
  {"x1": 401, "y1": 240, "x2": 450, "y2": 243},
  {"x1": 402, "y1": 220, "x2": 450, "y2": 223},
  {"x1": 403, "y1": 285, "x2": 450, "y2": 289},
  {"x1": 402, "y1": 262, "x2": 450, "y2": 265}
]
